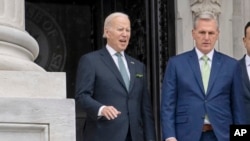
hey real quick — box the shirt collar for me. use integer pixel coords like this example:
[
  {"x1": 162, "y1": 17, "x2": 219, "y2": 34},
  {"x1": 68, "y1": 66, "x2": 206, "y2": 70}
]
[
  {"x1": 195, "y1": 47, "x2": 214, "y2": 61},
  {"x1": 106, "y1": 44, "x2": 125, "y2": 57},
  {"x1": 245, "y1": 54, "x2": 250, "y2": 66}
]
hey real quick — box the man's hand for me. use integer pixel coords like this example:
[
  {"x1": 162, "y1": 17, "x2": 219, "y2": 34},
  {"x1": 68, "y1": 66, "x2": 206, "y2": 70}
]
[{"x1": 101, "y1": 106, "x2": 121, "y2": 120}]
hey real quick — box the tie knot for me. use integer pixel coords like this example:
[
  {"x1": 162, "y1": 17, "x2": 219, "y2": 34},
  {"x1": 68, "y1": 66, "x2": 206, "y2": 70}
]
[
  {"x1": 202, "y1": 55, "x2": 209, "y2": 62},
  {"x1": 115, "y1": 52, "x2": 122, "y2": 57}
]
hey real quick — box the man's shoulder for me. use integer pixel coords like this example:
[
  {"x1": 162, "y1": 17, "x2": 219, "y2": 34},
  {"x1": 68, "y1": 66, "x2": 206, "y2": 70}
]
[
  {"x1": 81, "y1": 48, "x2": 105, "y2": 58},
  {"x1": 238, "y1": 55, "x2": 246, "y2": 62},
  {"x1": 216, "y1": 51, "x2": 237, "y2": 62},
  {"x1": 169, "y1": 50, "x2": 194, "y2": 61}
]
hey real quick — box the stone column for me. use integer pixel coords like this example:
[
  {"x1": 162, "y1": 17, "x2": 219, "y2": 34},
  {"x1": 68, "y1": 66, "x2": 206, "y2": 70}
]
[
  {"x1": 0, "y1": 0, "x2": 76, "y2": 141},
  {"x1": 0, "y1": 0, "x2": 44, "y2": 71}
]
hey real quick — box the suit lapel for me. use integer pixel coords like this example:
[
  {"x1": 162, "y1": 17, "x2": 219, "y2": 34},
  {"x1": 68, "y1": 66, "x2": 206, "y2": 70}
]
[
  {"x1": 126, "y1": 55, "x2": 136, "y2": 92},
  {"x1": 188, "y1": 50, "x2": 204, "y2": 94},
  {"x1": 240, "y1": 56, "x2": 250, "y2": 91},
  {"x1": 206, "y1": 51, "x2": 222, "y2": 94},
  {"x1": 99, "y1": 48, "x2": 128, "y2": 91}
]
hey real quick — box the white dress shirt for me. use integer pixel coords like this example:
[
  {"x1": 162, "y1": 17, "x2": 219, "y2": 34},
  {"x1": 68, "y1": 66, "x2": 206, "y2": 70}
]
[{"x1": 245, "y1": 55, "x2": 250, "y2": 80}]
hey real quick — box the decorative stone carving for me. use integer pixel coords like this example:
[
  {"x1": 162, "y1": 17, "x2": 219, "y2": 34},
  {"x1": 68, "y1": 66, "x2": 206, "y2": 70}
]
[
  {"x1": 158, "y1": 0, "x2": 170, "y2": 75},
  {"x1": 190, "y1": 0, "x2": 221, "y2": 17},
  {"x1": 126, "y1": 1, "x2": 146, "y2": 63}
]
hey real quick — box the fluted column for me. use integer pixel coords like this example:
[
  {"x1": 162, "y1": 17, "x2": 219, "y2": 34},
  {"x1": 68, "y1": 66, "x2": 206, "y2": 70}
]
[{"x1": 0, "y1": 0, "x2": 44, "y2": 71}]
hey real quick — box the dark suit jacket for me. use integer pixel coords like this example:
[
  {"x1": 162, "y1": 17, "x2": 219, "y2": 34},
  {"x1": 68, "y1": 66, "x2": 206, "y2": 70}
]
[
  {"x1": 75, "y1": 47, "x2": 156, "y2": 141},
  {"x1": 161, "y1": 49, "x2": 246, "y2": 141},
  {"x1": 239, "y1": 55, "x2": 250, "y2": 124}
]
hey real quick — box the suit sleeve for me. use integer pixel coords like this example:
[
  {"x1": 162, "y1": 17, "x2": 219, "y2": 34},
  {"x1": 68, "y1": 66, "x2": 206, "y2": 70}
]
[
  {"x1": 231, "y1": 62, "x2": 247, "y2": 124},
  {"x1": 161, "y1": 58, "x2": 177, "y2": 139},
  {"x1": 75, "y1": 55, "x2": 103, "y2": 119}
]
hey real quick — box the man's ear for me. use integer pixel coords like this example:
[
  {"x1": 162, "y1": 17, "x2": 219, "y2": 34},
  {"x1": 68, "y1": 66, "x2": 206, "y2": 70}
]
[
  {"x1": 243, "y1": 37, "x2": 247, "y2": 47},
  {"x1": 192, "y1": 29, "x2": 195, "y2": 38},
  {"x1": 103, "y1": 28, "x2": 110, "y2": 38}
]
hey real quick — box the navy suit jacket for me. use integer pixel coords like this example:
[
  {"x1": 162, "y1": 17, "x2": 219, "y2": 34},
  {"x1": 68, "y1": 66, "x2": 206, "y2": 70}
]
[
  {"x1": 161, "y1": 49, "x2": 246, "y2": 141},
  {"x1": 75, "y1": 47, "x2": 156, "y2": 141},
  {"x1": 239, "y1": 55, "x2": 250, "y2": 123}
]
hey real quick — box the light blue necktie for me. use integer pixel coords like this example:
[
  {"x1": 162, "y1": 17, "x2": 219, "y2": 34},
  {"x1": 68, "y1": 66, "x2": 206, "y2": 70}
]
[
  {"x1": 116, "y1": 53, "x2": 130, "y2": 90},
  {"x1": 201, "y1": 55, "x2": 210, "y2": 93}
]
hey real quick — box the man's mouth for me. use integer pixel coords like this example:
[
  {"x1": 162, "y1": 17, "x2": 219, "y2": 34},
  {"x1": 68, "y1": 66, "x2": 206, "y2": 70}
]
[{"x1": 119, "y1": 39, "x2": 127, "y2": 43}]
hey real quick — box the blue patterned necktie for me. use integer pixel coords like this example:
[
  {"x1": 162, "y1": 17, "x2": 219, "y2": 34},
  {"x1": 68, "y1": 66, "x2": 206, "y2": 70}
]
[{"x1": 116, "y1": 53, "x2": 130, "y2": 90}]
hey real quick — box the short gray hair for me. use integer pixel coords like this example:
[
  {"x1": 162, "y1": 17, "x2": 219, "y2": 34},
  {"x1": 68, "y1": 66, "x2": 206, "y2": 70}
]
[
  {"x1": 103, "y1": 12, "x2": 129, "y2": 38},
  {"x1": 193, "y1": 11, "x2": 219, "y2": 30}
]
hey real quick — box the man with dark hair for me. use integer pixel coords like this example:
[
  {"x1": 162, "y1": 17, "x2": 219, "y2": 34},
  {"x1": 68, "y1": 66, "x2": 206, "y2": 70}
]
[{"x1": 238, "y1": 21, "x2": 250, "y2": 124}]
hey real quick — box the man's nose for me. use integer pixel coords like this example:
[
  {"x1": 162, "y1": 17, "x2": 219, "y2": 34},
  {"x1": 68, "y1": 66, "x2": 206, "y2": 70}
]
[{"x1": 204, "y1": 33, "x2": 210, "y2": 39}]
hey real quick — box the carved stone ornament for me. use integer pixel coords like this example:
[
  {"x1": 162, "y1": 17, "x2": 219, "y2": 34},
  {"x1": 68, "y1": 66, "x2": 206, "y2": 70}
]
[{"x1": 190, "y1": 0, "x2": 221, "y2": 17}]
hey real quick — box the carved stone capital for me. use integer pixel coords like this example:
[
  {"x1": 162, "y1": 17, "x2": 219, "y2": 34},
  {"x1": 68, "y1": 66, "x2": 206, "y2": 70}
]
[{"x1": 190, "y1": 0, "x2": 222, "y2": 17}]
